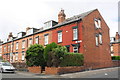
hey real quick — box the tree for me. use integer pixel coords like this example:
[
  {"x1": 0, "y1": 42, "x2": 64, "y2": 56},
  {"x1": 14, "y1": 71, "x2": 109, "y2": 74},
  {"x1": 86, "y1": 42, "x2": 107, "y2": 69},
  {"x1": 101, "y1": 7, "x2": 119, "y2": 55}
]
[
  {"x1": 25, "y1": 44, "x2": 45, "y2": 67},
  {"x1": 44, "y1": 42, "x2": 58, "y2": 62},
  {"x1": 44, "y1": 42, "x2": 67, "y2": 67}
]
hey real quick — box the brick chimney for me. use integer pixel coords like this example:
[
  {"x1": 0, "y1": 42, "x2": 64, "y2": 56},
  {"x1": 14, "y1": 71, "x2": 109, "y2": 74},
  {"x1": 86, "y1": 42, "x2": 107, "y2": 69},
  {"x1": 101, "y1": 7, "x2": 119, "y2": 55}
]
[
  {"x1": 0, "y1": 39, "x2": 3, "y2": 44},
  {"x1": 58, "y1": 9, "x2": 66, "y2": 23},
  {"x1": 115, "y1": 32, "x2": 120, "y2": 42},
  {"x1": 7, "y1": 32, "x2": 13, "y2": 41},
  {"x1": 26, "y1": 27, "x2": 31, "y2": 32},
  {"x1": 9, "y1": 32, "x2": 13, "y2": 37}
]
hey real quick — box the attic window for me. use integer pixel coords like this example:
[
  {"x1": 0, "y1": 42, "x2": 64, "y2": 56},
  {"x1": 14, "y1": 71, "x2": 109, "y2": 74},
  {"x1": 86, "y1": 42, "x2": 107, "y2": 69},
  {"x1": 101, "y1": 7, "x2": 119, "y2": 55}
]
[{"x1": 94, "y1": 18, "x2": 101, "y2": 29}]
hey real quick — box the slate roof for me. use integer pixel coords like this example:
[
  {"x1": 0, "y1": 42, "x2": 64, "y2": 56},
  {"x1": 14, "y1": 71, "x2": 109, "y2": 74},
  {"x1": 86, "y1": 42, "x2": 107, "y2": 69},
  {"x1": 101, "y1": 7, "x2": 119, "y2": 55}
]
[
  {"x1": 54, "y1": 9, "x2": 97, "y2": 27},
  {"x1": 2, "y1": 9, "x2": 97, "y2": 44}
]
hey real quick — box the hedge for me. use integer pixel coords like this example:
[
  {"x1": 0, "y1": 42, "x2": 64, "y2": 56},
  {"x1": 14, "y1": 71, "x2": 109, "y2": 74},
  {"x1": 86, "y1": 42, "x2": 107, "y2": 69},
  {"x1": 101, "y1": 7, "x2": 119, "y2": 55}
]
[
  {"x1": 60, "y1": 53, "x2": 84, "y2": 67},
  {"x1": 112, "y1": 56, "x2": 120, "y2": 60}
]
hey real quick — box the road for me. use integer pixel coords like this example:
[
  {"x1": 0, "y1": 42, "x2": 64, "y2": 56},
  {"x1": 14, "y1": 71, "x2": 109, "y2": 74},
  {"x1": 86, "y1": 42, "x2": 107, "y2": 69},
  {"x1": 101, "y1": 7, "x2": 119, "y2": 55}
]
[{"x1": 1, "y1": 67, "x2": 119, "y2": 78}]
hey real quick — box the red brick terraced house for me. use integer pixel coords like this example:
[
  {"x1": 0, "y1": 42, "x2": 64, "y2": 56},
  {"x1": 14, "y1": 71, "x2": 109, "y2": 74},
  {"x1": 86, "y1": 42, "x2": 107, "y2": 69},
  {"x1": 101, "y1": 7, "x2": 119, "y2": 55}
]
[
  {"x1": 110, "y1": 32, "x2": 120, "y2": 56},
  {"x1": 1, "y1": 9, "x2": 112, "y2": 69},
  {"x1": 0, "y1": 39, "x2": 3, "y2": 57}
]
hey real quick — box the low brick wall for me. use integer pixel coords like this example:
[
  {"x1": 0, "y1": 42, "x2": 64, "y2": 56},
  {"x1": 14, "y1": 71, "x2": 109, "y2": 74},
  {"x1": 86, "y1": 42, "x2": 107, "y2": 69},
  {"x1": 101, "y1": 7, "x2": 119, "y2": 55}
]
[
  {"x1": 45, "y1": 66, "x2": 85, "y2": 75},
  {"x1": 28, "y1": 66, "x2": 41, "y2": 74},
  {"x1": 112, "y1": 60, "x2": 120, "y2": 67},
  {"x1": 12, "y1": 62, "x2": 28, "y2": 71}
]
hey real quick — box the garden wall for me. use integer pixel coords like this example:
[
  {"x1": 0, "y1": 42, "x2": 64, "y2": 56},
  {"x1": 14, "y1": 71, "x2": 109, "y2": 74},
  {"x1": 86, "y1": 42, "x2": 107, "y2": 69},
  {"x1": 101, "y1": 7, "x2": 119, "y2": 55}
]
[
  {"x1": 28, "y1": 66, "x2": 41, "y2": 74},
  {"x1": 12, "y1": 62, "x2": 28, "y2": 71},
  {"x1": 45, "y1": 66, "x2": 85, "y2": 75},
  {"x1": 112, "y1": 60, "x2": 120, "y2": 67}
]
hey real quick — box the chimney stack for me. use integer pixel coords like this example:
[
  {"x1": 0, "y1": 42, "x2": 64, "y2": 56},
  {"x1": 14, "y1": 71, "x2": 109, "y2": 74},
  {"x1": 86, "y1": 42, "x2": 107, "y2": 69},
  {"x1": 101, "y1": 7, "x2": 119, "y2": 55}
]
[
  {"x1": 7, "y1": 32, "x2": 13, "y2": 41},
  {"x1": 26, "y1": 27, "x2": 31, "y2": 32},
  {"x1": 115, "y1": 32, "x2": 120, "y2": 42},
  {"x1": 58, "y1": 9, "x2": 66, "y2": 23},
  {"x1": 9, "y1": 32, "x2": 13, "y2": 37}
]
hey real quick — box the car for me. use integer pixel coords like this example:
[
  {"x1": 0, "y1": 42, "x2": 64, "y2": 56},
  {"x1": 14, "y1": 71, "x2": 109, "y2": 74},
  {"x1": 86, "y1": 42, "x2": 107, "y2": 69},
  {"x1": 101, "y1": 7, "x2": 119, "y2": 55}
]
[{"x1": 0, "y1": 62, "x2": 16, "y2": 73}]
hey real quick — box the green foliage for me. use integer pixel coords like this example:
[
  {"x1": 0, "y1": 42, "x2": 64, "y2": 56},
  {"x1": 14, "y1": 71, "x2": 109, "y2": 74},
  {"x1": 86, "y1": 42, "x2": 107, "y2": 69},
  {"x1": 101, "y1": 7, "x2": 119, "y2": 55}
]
[
  {"x1": 44, "y1": 42, "x2": 58, "y2": 61},
  {"x1": 60, "y1": 53, "x2": 84, "y2": 67},
  {"x1": 112, "y1": 56, "x2": 120, "y2": 60},
  {"x1": 2, "y1": 60, "x2": 8, "y2": 62},
  {"x1": 44, "y1": 42, "x2": 68, "y2": 67},
  {"x1": 25, "y1": 44, "x2": 45, "y2": 67},
  {"x1": 0, "y1": 56, "x2": 2, "y2": 59},
  {"x1": 50, "y1": 45, "x2": 67, "y2": 67}
]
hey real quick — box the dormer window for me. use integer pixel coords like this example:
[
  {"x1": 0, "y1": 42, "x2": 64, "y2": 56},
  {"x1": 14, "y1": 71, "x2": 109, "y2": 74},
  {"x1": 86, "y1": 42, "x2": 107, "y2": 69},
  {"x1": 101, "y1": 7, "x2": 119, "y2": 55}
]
[
  {"x1": 9, "y1": 37, "x2": 13, "y2": 41},
  {"x1": 94, "y1": 18, "x2": 101, "y2": 29},
  {"x1": 26, "y1": 29, "x2": 33, "y2": 35},
  {"x1": 44, "y1": 20, "x2": 58, "y2": 30},
  {"x1": 18, "y1": 33, "x2": 22, "y2": 38},
  {"x1": 17, "y1": 32, "x2": 26, "y2": 38}
]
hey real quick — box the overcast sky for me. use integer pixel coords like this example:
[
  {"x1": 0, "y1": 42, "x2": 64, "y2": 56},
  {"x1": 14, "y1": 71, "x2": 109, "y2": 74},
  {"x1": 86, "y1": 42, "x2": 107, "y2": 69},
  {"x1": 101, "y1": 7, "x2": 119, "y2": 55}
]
[{"x1": 0, "y1": 0, "x2": 119, "y2": 42}]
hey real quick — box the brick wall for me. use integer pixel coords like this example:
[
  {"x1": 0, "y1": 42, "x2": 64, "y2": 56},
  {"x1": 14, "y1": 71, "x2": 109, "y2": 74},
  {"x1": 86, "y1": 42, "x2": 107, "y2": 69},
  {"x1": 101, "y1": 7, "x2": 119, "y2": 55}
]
[
  {"x1": 82, "y1": 9, "x2": 113, "y2": 68},
  {"x1": 45, "y1": 66, "x2": 85, "y2": 75},
  {"x1": 112, "y1": 43, "x2": 120, "y2": 56},
  {"x1": 112, "y1": 60, "x2": 120, "y2": 67},
  {"x1": 28, "y1": 66, "x2": 41, "y2": 74},
  {"x1": 2, "y1": 30, "x2": 52, "y2": 63},
  {"x1": 52, "y1": 22, "x2": 83, "y2": 53}
]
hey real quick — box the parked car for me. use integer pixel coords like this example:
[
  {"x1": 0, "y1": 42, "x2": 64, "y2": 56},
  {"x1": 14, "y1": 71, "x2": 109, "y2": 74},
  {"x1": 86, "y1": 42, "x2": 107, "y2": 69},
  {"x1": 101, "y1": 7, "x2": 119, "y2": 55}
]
[{"x1": 0, "y1": 62, "x2": 16, "y2": 73}]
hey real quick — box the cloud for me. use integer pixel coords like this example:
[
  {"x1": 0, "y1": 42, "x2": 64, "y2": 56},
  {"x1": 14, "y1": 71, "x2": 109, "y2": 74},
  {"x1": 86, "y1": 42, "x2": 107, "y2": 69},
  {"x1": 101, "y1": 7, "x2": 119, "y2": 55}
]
[{"x1": 0, "y1": 0, "x2": 119, "y2": 41}]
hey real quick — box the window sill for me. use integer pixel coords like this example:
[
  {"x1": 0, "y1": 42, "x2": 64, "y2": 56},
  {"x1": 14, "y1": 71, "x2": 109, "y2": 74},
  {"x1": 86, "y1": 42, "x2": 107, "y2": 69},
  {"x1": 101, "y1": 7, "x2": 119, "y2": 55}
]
[
  {"x1": 22, "y1": 48, "x2": 25, "y2": 49},
  {"x1": 96, "y1": 45, "x2": 99, "y2": 47},
  {"x1": 72, "y1": 39, "x2": 78, "y2": 41},
  {"x1": 100, "y1": 43, "x2": 102, "y2": 45},
  {"x1": 44, "y1": 44, "x2": 48, "y2": 46},
  {"x1": 58, "y1": 42, "x2": 62, "y2": 44},
  {"x1": 96, "y1": 28, "x2": 102, "y2": 30}
]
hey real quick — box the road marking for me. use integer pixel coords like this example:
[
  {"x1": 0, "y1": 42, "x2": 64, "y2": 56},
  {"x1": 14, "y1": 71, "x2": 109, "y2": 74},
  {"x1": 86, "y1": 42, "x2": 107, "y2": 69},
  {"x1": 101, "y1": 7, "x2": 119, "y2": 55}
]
[{"x1": 105, "y1": 73, "x2": 108, "y2": 75}]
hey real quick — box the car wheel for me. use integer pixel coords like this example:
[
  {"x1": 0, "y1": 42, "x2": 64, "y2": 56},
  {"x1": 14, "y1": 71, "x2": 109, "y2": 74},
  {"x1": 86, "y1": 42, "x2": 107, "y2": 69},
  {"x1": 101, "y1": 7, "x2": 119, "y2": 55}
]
[{"x1": 1, "y1": 68, "x2": 4, "y2": 73}]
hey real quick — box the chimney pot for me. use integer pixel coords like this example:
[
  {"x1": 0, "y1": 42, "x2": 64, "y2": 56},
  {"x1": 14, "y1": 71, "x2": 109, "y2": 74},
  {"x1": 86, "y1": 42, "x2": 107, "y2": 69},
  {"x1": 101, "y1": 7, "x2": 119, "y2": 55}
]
[{"x1": 58, "y1": 9, "x2": 66, "y2": 23}]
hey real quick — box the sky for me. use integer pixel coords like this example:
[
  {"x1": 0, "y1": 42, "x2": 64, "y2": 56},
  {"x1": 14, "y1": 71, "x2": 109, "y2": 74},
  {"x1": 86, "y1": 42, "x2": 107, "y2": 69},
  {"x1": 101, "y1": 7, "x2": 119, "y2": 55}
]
[{"x1": 0, "y1": 0, "x2": 119, "y2": 42}]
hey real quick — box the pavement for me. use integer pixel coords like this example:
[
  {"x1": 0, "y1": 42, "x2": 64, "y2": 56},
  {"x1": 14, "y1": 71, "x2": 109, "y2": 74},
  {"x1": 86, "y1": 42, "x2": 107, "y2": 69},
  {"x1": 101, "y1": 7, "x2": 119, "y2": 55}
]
[{"x1": 2, "y1": 67, "x2": 119, "y2": 78}]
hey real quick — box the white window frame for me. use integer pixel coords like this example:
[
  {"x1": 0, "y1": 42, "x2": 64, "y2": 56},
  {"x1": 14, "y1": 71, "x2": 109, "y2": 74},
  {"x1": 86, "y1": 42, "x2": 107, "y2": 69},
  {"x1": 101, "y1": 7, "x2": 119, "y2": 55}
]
[
  {"x1": 15, "y1": 53, "x2": 18, "y2": 60},
  {"x1": 44, "y1": 35, "x2": 48, "y2": 45},
  {"x1": 22, "y1": 51, "x2": 25, "y2": 61},
  {"x1": 4, "y1": 46, "x2": 6, "y2": 52},
  {"x1": 95, "y1": 35, "x2": 99, "y2": 46},
  {"x1": 73, "y1": 46, "x2": 78, "y2": 53},
  {"x1": 29, "y1": 38, "x2": 32, "y2": 47},
  {"x1": 73, "y1": 28, "x2": 78, "y2": 40},
  {"x1": 11, "y1": 44, "x2": 13, "y2": 51},
  {"x1": 10, "y1": 53, "x2": 13, "y2": 63},
  {"x1": 58, "y1": 32, "x2": 62, "y2": 43},
  {"x1": 99, "y1": 34, "x2": 102, "y2": 44},
  {"x1": 8, "y1": 45, "x2": 11, "y2": 52},
  {"x1": 22, "y1": 40, "x2": 25, "y2": 49},
  {"x1": 94, "y1": 18, "x2": 101, "y2": 29},
  {"x1": 111, "y1": 45, "x2": 113, "y2": 52},
  {"x1": 16, "y1": 42, "x2": 19, "y2": 50},
  {"x1": 35, "y1": 36, "x2": 39, "y2": 44}
]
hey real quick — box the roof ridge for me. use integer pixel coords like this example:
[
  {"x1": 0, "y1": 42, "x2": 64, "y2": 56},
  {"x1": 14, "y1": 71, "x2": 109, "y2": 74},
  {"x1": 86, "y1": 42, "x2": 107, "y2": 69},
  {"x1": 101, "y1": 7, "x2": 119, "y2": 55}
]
[{"x1": 66, "y1": 9, "x2": 97, "y2": 21}]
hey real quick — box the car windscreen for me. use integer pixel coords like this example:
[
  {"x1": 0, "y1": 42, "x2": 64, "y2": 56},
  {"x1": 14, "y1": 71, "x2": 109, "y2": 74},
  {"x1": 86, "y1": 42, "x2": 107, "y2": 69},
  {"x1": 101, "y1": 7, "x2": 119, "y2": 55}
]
[{"x1": 2, "y1": 62, "x2": 12, "y2": 66}]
